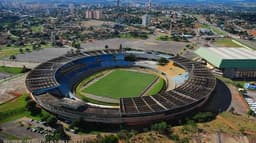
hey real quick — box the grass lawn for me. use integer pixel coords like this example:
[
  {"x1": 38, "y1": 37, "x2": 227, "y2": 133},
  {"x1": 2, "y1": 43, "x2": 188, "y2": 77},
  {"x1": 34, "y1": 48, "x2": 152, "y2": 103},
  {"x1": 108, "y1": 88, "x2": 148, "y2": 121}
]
[
  {"x1": 214, "y1": 38, "x2": 241, "y2": 47},
  {"x1": 156, "y1": 35, "x2": 173, "y2": 41},
  {"x1": 82, "y1": 70, "x2": 158, "y2": 98},
  {"x1": 211, "y1": 27, "x2": 227, "y2": 35},
  {"x1": 119, "y1": 33, "x2": 148, "y2": 39},
  {"x1": 0, "y1": 94, "x2": 50, "y2": 124},
  {"x1": 200, "y1": 24, "x2": 210, "y2": 29},
  {"x1": 0, "y1": 43, "x2": 51, "y2": 59},
  {"x1": 147, "y1": 78, "x2": 165, "y2": 96},
  {"x1": 31, "y1": 25, "x2": 44, "y2": 32},
  {"x1": 0, "y1": 66, "x2": 23, "y2": 74}
]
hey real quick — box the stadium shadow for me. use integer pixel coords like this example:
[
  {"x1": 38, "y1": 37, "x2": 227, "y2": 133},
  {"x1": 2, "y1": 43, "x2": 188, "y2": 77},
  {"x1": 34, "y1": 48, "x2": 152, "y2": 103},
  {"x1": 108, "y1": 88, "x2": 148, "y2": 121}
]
[{"x1": 200, "y1": 79, "x2": 232, "y2": 114}]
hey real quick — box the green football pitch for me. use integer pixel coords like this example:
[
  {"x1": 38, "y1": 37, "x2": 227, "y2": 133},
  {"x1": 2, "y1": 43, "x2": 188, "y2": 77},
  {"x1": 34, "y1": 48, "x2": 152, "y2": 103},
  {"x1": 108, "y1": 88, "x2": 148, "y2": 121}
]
[{"x1": 82, "y1": 69, "x2": 158, "y2": 99}]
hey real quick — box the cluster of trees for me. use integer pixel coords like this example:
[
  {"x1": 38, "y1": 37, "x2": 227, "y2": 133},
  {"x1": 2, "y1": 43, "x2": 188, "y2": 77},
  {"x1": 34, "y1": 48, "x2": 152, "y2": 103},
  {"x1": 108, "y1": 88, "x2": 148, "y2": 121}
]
[
  {"x1": 119, "y1": 31, "x2": 148, "y2": 39},
  {"x1": 89, "y1": 134, "x2": 119, "y2": 143},
  {"x1": 151, "y1": 121, "x2": 169, "y2": 134},
  {"x1": 191, "y1": 112, "x2": 215, "y2": 122},
  {"x1": 248, "y1": 109, "x2": 256, "y2": 117},
  {"x1": 68, "y1": 112, "x2": 215, "y2": 143},
  {"x1": 72, "y1": 41, "x2": 81, "y2": 49},
  {"x1": 45, "y1": 126, "x2": 70, "y2": 142},
  {"x1": 157, "y1": 35, "x2": 172, "y2": 41},
  {"x1": 25, "y1": 96, "x2": 42, "y2": 116},
  {"x1": 158, "y1": 57, "x2": 169, "y2": 66}
]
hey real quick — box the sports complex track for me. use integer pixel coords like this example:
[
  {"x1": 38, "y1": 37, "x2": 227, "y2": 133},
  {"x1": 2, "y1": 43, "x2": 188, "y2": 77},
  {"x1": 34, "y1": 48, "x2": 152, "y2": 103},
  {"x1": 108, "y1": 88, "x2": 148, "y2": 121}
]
[{"x1": 26, "y1": 49, "x2": 216, "y2": 126}]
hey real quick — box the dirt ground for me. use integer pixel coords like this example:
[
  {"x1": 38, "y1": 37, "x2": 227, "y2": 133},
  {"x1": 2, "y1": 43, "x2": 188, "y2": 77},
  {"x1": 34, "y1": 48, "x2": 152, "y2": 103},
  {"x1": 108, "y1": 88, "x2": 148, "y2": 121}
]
[
  {"x1": 0, "y1": 74, "x2": 27, "y2": 104},
  {"x1": 157, "y1": 61, "x2": 185, "y2": 78}
]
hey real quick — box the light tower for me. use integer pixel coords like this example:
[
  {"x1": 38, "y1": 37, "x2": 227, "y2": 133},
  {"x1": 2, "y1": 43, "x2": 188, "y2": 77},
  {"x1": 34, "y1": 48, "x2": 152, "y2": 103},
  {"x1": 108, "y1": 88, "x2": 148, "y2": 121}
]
[{"x1": 51, "y1": 31, "x2": 56, "y2": 46}]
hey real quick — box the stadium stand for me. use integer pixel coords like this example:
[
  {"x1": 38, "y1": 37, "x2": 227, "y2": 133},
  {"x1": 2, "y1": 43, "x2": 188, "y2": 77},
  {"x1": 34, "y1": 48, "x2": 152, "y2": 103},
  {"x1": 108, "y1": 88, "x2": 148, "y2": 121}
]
[{"x1": 26, "y1": 49, "x2": 216, "y2": 126}]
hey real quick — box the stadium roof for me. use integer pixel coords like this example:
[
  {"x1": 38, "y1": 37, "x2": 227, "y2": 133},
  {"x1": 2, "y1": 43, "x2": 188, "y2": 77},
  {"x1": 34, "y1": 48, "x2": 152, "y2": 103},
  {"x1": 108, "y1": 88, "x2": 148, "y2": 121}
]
[{"x1": 195, "y1": 47, "x2": 256, "y2": 69}]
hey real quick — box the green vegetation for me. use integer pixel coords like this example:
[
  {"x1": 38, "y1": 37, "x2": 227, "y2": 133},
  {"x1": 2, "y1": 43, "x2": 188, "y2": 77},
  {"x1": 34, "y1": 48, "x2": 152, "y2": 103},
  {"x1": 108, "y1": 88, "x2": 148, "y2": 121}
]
[
  {"x1": 201, "y1": 24, "x2": 210, "y2": 29},
  {"x1": 215, "y1": 75, "x2": 245, "y2": 88},
  {"x1": 0, "y1": 94, "x2": 50, "y2": 124},
  {"x1": 0, "y1": 132, "x2": 20, "y2": 140},
  {"x1": 158, "y1": 57, "x2": 169, "y2": 65},
  {"x1": 72, "y1": 41, "x2": 81, "y2": 49},
  {"x1": 156, "y1": 35, "x2": 173, "y2": 41},
  {"x1": 151, "y1": 121, "x2": 169, "y2": 134},
  {"x1": 247, "y1": 109, "x2": 256, "y2": 117},
  {"x1": 119, "y1": 32, "x2": 148, "y2": 39},
  {"x1": 76, "y1": 71, "x2": 119, "y2": 105},
  {"x1": 31, "y1": 25, "x2": 44, "y2": 32},
  {"x1": 0, "y1": 43, "x2": 51, "y2": 59},
  {"x1": 95, "y1": 134, "x2": 118, "y2": 143},
  {"x1": 147, "y1": 78, "x2": 165, "y2": 96},
  {"x1": 76, "y1": 91, "x2": 119, "y2": 106},
  {"x1": 182, "y1": 120, "x2": 198, "y2": 134},
  {"x1": 45, "y1": 125, "x2": 70, "y2": 142},
  {"x1": 192, "y1": 112, "x2": 215, "y2": 122},
  {"x1": 200, "y1": 24, "x2": 226, "y2": 35},
  {"x1": 0, "y1": 66, "x2": 23, "y2": 74},
  {"x1": 211, "y1": 27, "x2": 226, "y2": 35},
  {"x1": 83, "y1": 70, "x2": 158, "y2": 98},
  {"x1": 214, "y1": 38, "x2": 241, "y2": 47}
]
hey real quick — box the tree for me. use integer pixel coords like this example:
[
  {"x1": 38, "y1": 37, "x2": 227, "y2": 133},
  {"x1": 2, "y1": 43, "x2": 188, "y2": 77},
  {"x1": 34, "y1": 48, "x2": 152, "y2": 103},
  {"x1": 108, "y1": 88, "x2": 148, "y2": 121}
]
[
  {"x1": 45, "y1": 125, "x2": 70, "y2": 142},
  {"x1": 21, "y1": 65, "x2": 30, "y2": 73},
  {"x1": 46, "y1": 115, "x2": 58, "y2": 126},
  {"x1": 105, "y1": 44, "x2": 109, "y2": 49},
  {"x1": 151, "y1": 121, "x2": 169, "y2": 134},
  {"x1": 192, "y1": 112, "x2": 214, "y2": 122},
  {"x1": 72, "y1": 41, "x2": 80, "y2": 49},
  {"x1": 9, "y1": 55, "x2": 16, "y2": 60},
  {"x1": 32, "y1": 44, "x2": 41, "y2": 50},
  {"x1": 19, "y1": 48, "x2": 24, "y2": 54},
  {"x1": 248, "y1": 109, "x2": 256, "y2": 117},
  {"x1": 119, "y1": 44, "x2": 123, "y2": 50},
  {"x1": 25, "y1": 48, "x2": 31, "y2": 52},
  {"x1": 26, "y1": 99, "x2": 41, "y2": 115},
  {"x1": 158, "y1": 57, "x2": 169, "y2": 65},
  {"x1": 100, "y1": 135, "x2": 118, "y2": 143},
  {"x1": 182, "y1": 120, "x2": 198, "y2": 134}
]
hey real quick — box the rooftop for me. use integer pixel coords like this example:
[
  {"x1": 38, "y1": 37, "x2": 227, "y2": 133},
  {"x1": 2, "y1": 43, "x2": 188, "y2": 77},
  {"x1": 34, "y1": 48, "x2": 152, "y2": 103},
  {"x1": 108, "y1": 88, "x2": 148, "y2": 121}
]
[
  {"x1": 203, "y1": 47, "x2": 256, "y2": 59},
  {"x1": 195, "y1": 47, "x2": 256, "y2": 69}
]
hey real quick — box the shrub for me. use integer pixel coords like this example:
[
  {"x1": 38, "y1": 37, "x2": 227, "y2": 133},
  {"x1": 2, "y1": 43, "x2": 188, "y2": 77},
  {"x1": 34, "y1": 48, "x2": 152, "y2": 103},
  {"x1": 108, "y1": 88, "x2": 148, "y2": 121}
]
[
  {"x1": 192, "y1": 112, "x2": 214, "y2": 122},
  {"x1": 158, "y1": 57, "x2": 169, "y2": 65},
  {"x1": 151, "y1": 121, "x2": 169, "y2": 134},
  {"x1": 248, "y1": 109, "x2": 256, "y2": 117},
  {"x1": 46, "y1": 115, "x2": 57, "y2": 126}
]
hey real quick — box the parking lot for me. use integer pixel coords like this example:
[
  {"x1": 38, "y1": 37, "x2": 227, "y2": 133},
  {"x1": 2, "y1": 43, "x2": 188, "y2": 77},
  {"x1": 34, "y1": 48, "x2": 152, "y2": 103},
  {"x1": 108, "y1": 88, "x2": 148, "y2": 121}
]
[
  {"x1": 0, "y1": 117, "x2": 55, "y2": 140},
  {"x1": 244, "y1": 90, "x2": 256, "y2": 113}
]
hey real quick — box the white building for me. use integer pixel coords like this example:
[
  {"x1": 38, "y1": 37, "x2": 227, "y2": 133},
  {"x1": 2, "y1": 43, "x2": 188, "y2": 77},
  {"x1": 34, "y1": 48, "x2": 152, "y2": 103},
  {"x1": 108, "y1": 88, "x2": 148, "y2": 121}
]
[
  {"x1": 142, "y1": 14, "x2": 151, "y2": 27},
  {"x1": 85, "y1": 10, "x2": 103, "y2": 20}
]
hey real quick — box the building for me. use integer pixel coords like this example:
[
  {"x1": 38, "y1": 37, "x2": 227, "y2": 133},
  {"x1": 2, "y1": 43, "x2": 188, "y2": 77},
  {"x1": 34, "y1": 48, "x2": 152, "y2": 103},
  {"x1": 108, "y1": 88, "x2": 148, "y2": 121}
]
[
  {"x1": 117, "y1": 0, "x2": 120, "y2": 7},
  {"x1": 195, "y1": 47, "x2": 256, "y2": 79},
  {"x1": 85, "y1": 10, "x2": 93, "y2": 19},
  {"x1": 94, "y1": 10, "x2": 103, "y2": 20},
  {"x1": 85, "y1": 10, "x2": 103, "y2": 20},
  {"x1": 142, "y1": 14, "x2": 151, "y2": 26}
]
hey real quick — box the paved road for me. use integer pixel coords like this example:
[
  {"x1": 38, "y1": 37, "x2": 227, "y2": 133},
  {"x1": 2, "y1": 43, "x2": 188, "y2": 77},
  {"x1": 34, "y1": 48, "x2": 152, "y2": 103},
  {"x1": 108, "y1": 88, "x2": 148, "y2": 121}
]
[{"x1": 81, "y1": 38, "x2": 187, "y2": 54}]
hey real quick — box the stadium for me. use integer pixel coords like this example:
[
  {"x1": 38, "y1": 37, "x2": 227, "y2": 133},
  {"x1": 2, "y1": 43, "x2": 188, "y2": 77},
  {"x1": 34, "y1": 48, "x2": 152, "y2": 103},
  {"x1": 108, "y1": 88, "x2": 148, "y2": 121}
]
[{"x1": 25, "y1": 48, "x2": 216, "y2": 126}]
